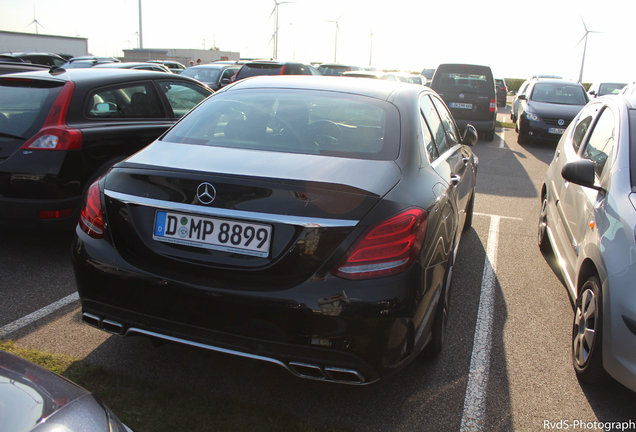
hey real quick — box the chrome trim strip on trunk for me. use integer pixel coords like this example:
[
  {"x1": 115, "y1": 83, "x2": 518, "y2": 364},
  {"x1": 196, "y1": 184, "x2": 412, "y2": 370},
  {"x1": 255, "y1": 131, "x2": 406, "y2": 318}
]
[{"x1": 105, "y1": 190, "x2": 359, "y2": 228}]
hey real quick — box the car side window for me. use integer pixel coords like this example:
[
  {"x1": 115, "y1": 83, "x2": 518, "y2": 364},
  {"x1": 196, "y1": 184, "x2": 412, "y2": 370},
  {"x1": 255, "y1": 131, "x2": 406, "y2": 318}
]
[
  {"x1": 420, "y1": 95, "x2": 450, "y2": 155},
  {"x1": 420, "y1": 115, "x2": 437, "y2": 164},
  {"x1": 431, "y1": 96, "x2": 460, "y2": 148},
  {"x1": 582, "y1": 108, "x2": 616, "y2": 179},
  {"x1": 87, "y1": 83, "x2": 163, "y2": 119},
  {"x1": 159, "y1": 82, "x2": 210, "y2": 118},
  {"x1": 571, "y1": 104, "x2": 600, "y2": 153}
]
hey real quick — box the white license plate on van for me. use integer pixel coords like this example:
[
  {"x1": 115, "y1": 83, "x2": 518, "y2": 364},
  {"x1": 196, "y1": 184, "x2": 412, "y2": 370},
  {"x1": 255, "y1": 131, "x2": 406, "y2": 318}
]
[
  {"x1": 153, "y1": 211, "x2": 271, "y2": 257},
  {"x1": 450, "y1": 102, "x2": 473, "y2": 109}
]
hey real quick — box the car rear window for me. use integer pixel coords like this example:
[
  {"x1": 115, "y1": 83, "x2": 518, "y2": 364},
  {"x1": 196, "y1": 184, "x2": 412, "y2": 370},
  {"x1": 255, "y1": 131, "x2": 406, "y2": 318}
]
[
  {"x1": 530, "y1": 83, "x2": 587, "y2": 105},
  {"x1": 317, "y1": 66, "x2": 350, "y2": 76},
  {"x1": 237, "y1": 64, "x2": 284, "y2": 79},
  {"x1": 161, "y1": 89, "x2": 400, "y2": 160},
  {"x1": 180, "y1": 67, "x2": 222, "y2": 82},
  {"x1": 0, "y1": 78, "x2": 64, "y2": 139},
  {"x1": 432, "y1": 65, "x2": 494, "y2": 95}
]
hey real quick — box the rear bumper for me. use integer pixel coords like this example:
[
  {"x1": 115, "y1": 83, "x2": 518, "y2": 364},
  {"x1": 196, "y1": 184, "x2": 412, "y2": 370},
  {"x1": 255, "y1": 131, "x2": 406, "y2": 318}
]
[
  {"x1": 0, "y1": 195, "x2": 82, "y2": 231},
  {"x1": 72, "y1": 227, "x2": 441, "y2": 384}
]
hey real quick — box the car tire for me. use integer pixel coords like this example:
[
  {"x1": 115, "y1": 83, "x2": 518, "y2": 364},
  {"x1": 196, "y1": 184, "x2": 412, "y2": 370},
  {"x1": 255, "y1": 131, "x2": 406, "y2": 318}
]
[
  {"x1": 572, "y1": 276, "x2": 612, "y2": 385},
  {"x1": 538, "y1": 191, "x2": 550, "y2": 253},
  {"x1": 484, "y1": 130, "x2": 495, "y2": 141},
  {"x1": 425, "y1": 253, "x2": 454, "y2": 358},
  {"x1": 463, "y1": 189, "x2": 475, "y2": 232}
]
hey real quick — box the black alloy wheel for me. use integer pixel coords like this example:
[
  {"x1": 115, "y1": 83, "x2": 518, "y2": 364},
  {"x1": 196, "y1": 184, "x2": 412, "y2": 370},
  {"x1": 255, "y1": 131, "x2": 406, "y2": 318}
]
[{"x1": 572, "y1": 276, "x2": 612, "y2": 384}]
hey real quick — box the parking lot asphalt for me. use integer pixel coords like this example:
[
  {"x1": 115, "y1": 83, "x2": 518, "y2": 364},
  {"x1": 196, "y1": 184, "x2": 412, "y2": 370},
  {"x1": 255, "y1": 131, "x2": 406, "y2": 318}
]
[{"x1": 2, "y1": 101, "x2": 636, "y2": 431}]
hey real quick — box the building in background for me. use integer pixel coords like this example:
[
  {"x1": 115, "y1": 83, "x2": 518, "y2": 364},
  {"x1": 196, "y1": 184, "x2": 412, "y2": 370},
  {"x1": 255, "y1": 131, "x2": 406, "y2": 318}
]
[
  {"x1": 122, "y1": 48, "x2": 240, "y2": 66},
  {"x1": 0, "y1": 30, "x2": 88, "y2": 58}
]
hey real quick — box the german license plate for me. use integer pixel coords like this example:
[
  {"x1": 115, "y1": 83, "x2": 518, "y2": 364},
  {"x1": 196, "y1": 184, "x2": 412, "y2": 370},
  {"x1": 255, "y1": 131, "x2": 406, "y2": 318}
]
[
  {"x1": 450, "y1": 102, "x2": 472, "y2": 109},
  {"x1": 548, "y1": 128, "x2": 565, "y2": 134},
  {"x1": 153, "y1": 211, "x2": 271, "y2": 257}
]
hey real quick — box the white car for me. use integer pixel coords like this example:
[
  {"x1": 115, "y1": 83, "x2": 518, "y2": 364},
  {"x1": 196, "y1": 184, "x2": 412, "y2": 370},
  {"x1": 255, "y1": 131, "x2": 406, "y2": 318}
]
[{"x1": 538, "y1": 93, "x2": 636, "y2": 391}]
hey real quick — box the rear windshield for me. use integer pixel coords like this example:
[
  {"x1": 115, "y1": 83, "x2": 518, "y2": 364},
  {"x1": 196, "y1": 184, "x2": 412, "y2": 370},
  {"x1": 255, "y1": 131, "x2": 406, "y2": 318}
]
[
  {"x1": 530, "y1": 83, "x2": 587, "y2": 105},
  {"x1": 161, "y1": 89, "x2": 399, "y2": 160},
  {"x1": 180, "y1": 67, "x2": 222, "y2": 82},
  {"x1": 0, "y1": 79, "x2": 63, "y2": 140},
  {"x1": 317, "y1": 66, "x2": 350, "y2": 76},
  {"x1": 433, "y1": 65, "x2": 494, "y2": 94},
  {"x1": 237, "y1": 64, "x2": 284, "y2": 79}
]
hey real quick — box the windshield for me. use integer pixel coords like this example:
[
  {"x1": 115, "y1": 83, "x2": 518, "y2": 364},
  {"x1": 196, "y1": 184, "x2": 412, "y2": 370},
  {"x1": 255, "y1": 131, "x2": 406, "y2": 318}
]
[
  {"x1": 598, "y1": 83, "x2": 626, "y2": 96},
  {"x1": 180, "y1": 67, "x2": 222, "y2": 82},
  {"x1": 161, "y1": 89, "x2": 400, "y2": 160},
  {"x1": 531, "y1": 83, "x2": 587, "y2": 105},
  {"x1": 0, "y1": 80, "x2": 63, "y2": 140}
]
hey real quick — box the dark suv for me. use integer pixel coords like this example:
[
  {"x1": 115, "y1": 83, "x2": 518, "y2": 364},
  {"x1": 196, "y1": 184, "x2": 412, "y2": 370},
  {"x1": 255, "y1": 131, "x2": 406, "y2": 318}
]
[
  {"x1": 430, "y1": 63, "x2": 497, "y2": 141},
  {"x1": 495, "y1": 78, "x2": 507, "y2": 107},
  {"x1": 0, "y1": 68, "x2": 212, "y2": 231},
  {"x1": 233, "y1": 61, "x2": 321, "y2": 81}
]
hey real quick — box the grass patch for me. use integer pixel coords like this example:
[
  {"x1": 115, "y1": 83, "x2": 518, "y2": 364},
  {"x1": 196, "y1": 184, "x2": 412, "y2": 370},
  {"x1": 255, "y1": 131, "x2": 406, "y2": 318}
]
[
  {"x1": 496, "y1": 120, "x2": 516, "y2": 129},
  {"x1": 0, "y1": 341, "x2": 351, "y2": 432}
]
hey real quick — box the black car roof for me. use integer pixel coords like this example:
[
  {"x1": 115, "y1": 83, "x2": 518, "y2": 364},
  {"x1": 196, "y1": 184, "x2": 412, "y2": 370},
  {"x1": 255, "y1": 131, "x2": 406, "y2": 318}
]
[
  {"x1": 221, "y1": 75, "x2": 419, "y2": 101},
  {"x1": 0, "y1": 68, "x2": 204, "y2": 86}
]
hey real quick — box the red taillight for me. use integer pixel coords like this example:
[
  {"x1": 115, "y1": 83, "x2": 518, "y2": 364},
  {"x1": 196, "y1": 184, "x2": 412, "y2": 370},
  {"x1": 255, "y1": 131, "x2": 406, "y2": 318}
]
[
  {"x1": 280, "y1": 66, "x2": 286, "y2": 75},
  {"x1": 39, "y1": 208, "x2": 74, "y2": 219},
  {"x1": 490, "y1": 99, "x2": 496, "y2": 112},
  {"x1": 79, "y1": 181, "x2": 105, "y2": 239},
  {"x1": 333, "y1": 208, "x2": 428, "y2": 280},
  {"x1": 20, "y1": 81, "x2": 82, "y2": 151}
]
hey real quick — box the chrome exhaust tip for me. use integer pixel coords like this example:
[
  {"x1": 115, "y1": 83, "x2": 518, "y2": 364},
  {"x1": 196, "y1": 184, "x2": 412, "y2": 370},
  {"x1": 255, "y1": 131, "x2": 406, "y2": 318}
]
[
  {"x1": 289, "y1": 362, "x2": 366, "y2": 384},
  {"x1": 82, "y1": 313, "x2": 101, "y2": 328},
  {"x1": 101, "y1": 319, "x2": 124, "y2": 335}
]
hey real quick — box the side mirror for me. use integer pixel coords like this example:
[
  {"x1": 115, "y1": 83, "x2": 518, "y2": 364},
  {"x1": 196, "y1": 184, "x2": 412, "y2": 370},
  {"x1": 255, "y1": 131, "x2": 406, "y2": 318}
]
[
  {"x1": 517, "y1": 94, "x2": 527, "y2": 101},
  {"x1": 589, "y1": 90, "x2": 596, "y2": 96},
  {"x1": 561, "y1": 159, "x2": 602, "y2": 191},
  {"x1": 461, "y1": 124, "x2": 478, "y2": 146},
  {"x1": 220, "y1": 78, "x2": 231, "y2": 87}
]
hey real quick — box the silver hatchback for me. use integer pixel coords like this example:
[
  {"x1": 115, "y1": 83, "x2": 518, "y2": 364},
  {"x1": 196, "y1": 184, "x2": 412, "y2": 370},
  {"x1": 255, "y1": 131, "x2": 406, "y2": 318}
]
[{"x1": 538, "y1": 93, "x2": 636, "y2": 391}]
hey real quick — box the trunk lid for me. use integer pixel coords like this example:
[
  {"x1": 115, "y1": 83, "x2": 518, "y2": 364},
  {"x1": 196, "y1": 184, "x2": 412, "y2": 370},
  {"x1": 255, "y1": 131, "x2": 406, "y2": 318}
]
[{"x1": 102, "y1": 143, "x2": 401, "y2": 290}]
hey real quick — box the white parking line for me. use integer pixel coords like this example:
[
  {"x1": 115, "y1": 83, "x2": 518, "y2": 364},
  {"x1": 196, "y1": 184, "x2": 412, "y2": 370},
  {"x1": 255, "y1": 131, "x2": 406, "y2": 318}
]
[
  {"x1": 459, "y1": 214, "x2": 501, "y2": 432},
  {"x1": 0, "y1": 292, "x2": 79, "y2": 338}
]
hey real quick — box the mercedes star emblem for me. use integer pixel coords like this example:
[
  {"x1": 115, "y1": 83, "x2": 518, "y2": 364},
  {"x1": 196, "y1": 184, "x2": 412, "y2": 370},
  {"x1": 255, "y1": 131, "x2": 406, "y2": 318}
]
[{"x1": 197, "y1": 182, "x2": 217, "y2": 205}]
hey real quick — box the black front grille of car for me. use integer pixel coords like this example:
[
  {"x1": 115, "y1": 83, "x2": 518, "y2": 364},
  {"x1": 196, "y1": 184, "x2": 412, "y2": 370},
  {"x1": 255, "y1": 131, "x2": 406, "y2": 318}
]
[{"x1": 543, "y1": 117, "x2": 572, "y2": 127}]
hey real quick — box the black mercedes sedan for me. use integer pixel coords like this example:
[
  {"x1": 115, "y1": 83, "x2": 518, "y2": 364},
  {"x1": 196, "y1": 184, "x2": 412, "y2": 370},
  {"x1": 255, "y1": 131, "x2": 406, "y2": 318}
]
[
  {"x1": 72, "y1": 76, "x2": 478, "y2": 384},
  {"x1": 516, "y1": 78, "x2": 588, "y2": 145},
  {"x1": 0, "y1": 68, "x2": 212, "y2": 231},
  {"x1": 0, "y1": 350, "x2": 131, "y2": 432}
]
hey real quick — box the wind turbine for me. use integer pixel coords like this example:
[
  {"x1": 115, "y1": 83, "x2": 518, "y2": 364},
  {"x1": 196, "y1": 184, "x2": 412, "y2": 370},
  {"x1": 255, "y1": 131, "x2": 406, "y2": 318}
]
[
  {"x1": 268, "y1": 0, "x2": 295, "y2": 59},
  {"x1": 326, "y1": 14, "x2": 342, "y2": 63},
  {"x1": 26, "y1": 6, "x2": 45, "y2": 35},
  {"x1": 369, "y1": 29, "x2": 376, "y2": 67},
  {"x1": 576, "y1": 16, "x2": 602, "y2": 83}
]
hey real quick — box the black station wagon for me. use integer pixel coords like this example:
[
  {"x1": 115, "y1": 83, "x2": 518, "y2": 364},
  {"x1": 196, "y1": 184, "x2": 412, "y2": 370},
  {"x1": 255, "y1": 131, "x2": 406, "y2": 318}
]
[{"x1": 0, "y1": 68, "x2": 212, "y2": 231}]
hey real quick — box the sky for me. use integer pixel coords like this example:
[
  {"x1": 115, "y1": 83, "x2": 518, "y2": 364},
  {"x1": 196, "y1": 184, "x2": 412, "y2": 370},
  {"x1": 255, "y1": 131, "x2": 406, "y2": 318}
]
[{"x1": 0, "y1": 0, "x2": 634, "y2": 83}]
